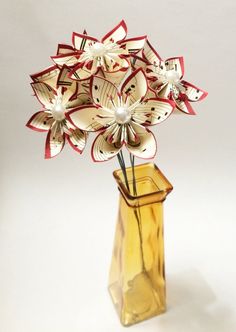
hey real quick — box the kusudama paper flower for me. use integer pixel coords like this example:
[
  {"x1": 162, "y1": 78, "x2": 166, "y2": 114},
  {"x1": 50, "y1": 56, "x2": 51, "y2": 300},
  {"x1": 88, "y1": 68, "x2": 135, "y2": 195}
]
[
  {"x1": 66, "y1": 68, "x2": 175, "y2": 162},
  {"x1": 133, "y1": 40, "x2": 208, "y2": 115},
  {"x1": 26, "y1": 65, "x2": 90, "y2": 158},
  {"x1": 51, "y1": 20, "x2": 146, "y2": 84}
]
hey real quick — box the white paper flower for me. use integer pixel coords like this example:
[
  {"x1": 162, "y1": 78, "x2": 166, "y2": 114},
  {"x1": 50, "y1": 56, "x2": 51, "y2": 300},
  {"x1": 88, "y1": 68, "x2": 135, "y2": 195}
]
[
  {"x1": 66, "y1": 69, "x2": 175, "y2": 162},
  {"x1": 27, "y1": 66, "x2": 90, "y2": 158},
  {"x1": 134, "y1": 40, "x2": 208, "y2": 115},
  {"x1": 51, "y1": 21, "x2": 146, "y2": 84}
]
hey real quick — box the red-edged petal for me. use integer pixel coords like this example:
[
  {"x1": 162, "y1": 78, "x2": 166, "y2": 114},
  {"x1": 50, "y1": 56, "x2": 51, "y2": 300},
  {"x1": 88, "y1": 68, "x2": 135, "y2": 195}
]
[
  {"x1": 146, "y1": 87, "x2": 158, "y2": 99},
  {"x1": 91, "y1": 130, "x2": 122, "y2": 162},
  {"x1": 156, "y1": 82, "x2": 172, "y2": 99},
  {"x1": 103, "y1": 65, "x2": 129, "y2": 86},
  {"x1": 132, "y1": 54, "x2": 148, "y2": 70},
  {"x1": 56, "y1": 66, "x2": 79, "y2": 105},
  {"x1": 66, "y1": 92, "x2": 91, "y2": 109},
  {"x1": 69, "y1": 61, "x2": 98, "y2": 80},
  {"x1": 175, "y1": 96, "x2": 196, "y2": 115},
  {"x1": 133, "y1": 97, "x2": 175, "y2": 126},
  {"x1": 26, "y1": 111, "x2": 54, "y2": 132},
  {"x1": 62, "y1": 84, "x2": 79, "y2": 107},
  {"x1": 90, "y1": 75, "x2": 119, "y2": 108},
  {"x1": 126, "y1": 123, "x2": 157, "y2": 159},
  {"x1": 31, "y1": 82, "x2": 56, "y2": 109},
  {"x1": 103, "y1": 53, "x2": 130, "y2": 72},
  {"x1": 30, "y1": 65, "x2": 60, "y2": 90},
  {"x1": 165, "y1": 57, "x2": 184, "y2": 79},
  {"x1": 101, "y1": 20, "x2": 127, "y2": 45},
  {"x1": 143, "y1": 39, "x2": 162, "y2": 64},
  {"x1": 118, "y1": 35, "x2": 147, "y2": 54},
  {"x1": 121, "y1": 68, "x2": 148, "y2": 104},
  {"x1": 56, "y1": 65, "x2": 74, "y2": 87},
  {"x1": 67, "y1": 129, "x2": 87, "y2": 154},
  {"x1": 72, "y1": 32, "x2": 98, "y2": 50},
  {"x1": 66, "y1": 105, "x2": 110, "y2": 132},
  {"x1": 51, "y1": 52, "x2": 81, "y2": 67},
  {"x1": 181, "y1": 80, "x2": 208, "y2": 102},
  {"x1": 45, "y1": 122, "x2": 65, "y2": 159},
  {"x1": 30, "y1": 65, "x2": 58, "y2": 82},
  {"x1": 56, "y1": 44, "x2": 75, "y2": 55}
]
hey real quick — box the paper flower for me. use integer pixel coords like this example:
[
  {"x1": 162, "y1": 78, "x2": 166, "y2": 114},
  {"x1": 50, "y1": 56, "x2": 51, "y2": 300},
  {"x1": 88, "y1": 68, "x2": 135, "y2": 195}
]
[
  {"x1": 136, "y1": 40, "x2": 208, "y2": 115},
  {"x1": 27, "y1": 66, "x2": 90, "y2": 158},
  {"x1": 51, "y1": 20, "x2": 146, "y2": 84},
  {"x1": 66, "y1": 68, "x2": 175, "y2": 162}
]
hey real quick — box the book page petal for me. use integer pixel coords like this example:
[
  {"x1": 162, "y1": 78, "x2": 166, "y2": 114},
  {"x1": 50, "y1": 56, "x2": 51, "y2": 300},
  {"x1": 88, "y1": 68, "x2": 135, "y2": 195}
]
[
  {"x1": 45, "y1": 122, "x2": 65, "y2": 159},
  {"x1": 91, "y1": 131, "x2": 121, "y2": 162}
]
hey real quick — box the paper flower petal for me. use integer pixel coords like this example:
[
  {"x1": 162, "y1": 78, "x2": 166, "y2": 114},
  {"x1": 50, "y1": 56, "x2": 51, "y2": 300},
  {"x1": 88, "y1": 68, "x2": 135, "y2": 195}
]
[
  {"x1": 175, "y1": 97, "x2": 196, "y2": 115},
  {"x1": 133, "y1": 98, "x2": 175, "y2": 125},
  {"x1": 67, "y1": 129, "x2": 87, "y2": 153},
  {"x1": 145, "y1": 62, "x2": 167, "y2": 83},
  {"x1": 90, "y1": 75, "x2": 119, "y2": 108},
  {"x1": 51, "y1": 52, "x2": 80, "y2": 67},
  {"x1": 143, "y1": 40, "x2": 162, "y2": 64},
  {"x1": 30, "y1": 66, "x2": 60, "y2": 89},
  {"x1": 45, "y1": 122, "x2": 65, "y2": 159},
  {"x1": 156, "y1": 82, "x2": 171, "y2": 99},
  {"x1": 56, "y1": 65, "x2": 74, "y2": 87},
  {"x1": 118, "y1": 36, "x2": 146, "y2": 54},
  {"x1": 55, "y1": 66, "x2": 79, "y2": 105},
  {"x1": 72, "y1": 32, "x2": 98, "y2": 50},
  {"x1": 165, "y1": 57, "x2": 184, "y2": 79},
  {"x1": 26, "y1": 111, "x2": 54, "y2": 132},
  {"x1": 69, "y1": 61, "x2": 98, "y2": 80},
  {"x1": 103, "y1": 66, "x2": 129, "y2": 85},
  {"x1": 121, "y1": 68, "x2": 148, "y2": 104},
  {"x1": 31, "y1": 82, "x2": 56, "y2": 109},
  {"x1": 181, "y1": 80, "x2": 208, "y2": 102},
  {"x1": 103, "y1": 54, "x2": 129, "y2": 73},
  {"x1": 60, "y1": 87, "x2": 77, "y2": 107},
  {"x1": 66, "y1": 93, "x2": 91, "y2": 108},
  {"x1": 79, "y1": 78, "x2": 91, "y2": 94},
  {"x1": 127, "y1": 123, "x2": 157, "y2": 159},
  {"x1": 91, "y1": 130, "x2": 121, "y2": 162},
  {"x1": 101, "y1": 20, "x2": 127, "y2": 45},
  {"x1": 132, "y1": 55, "x2": 148, "y2": 70},
  {"x1": 146, "y1": 87, "x2": 158, "y2": 99},
  {"x1": 57, "y1": 44, "x2": 75, "y2": 55},
  {"x1": 66, "y1": 105, "x2": 111, "y2": 132}
]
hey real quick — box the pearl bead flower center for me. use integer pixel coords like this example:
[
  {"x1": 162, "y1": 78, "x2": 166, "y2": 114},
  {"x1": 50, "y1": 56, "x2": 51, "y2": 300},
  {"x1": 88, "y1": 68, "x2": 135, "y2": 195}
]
[
  {"x1": 165, "y1": 70, "x2": 181, "y2": 84},
  {"x1": 90, "y1": 43, "x2": 107, "y2": 58},
  {"x1": 114, "y1": 107, "x2": 131, "y2": 124},
  {"x1": 51, "y1": 98, "x2": 65, "y2": 121}
]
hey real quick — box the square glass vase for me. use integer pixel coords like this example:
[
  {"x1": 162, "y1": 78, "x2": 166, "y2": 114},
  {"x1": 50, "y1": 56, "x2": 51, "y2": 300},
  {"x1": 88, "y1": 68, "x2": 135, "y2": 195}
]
[{"x1": 108, "y1": 162, "x2": 173, "y2": 326}]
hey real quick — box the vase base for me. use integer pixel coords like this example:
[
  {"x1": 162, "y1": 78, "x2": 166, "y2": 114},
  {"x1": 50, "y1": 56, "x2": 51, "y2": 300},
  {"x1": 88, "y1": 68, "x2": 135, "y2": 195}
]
[{"x1": 108, "y1": 271, "x2": 166, "y2": 326}]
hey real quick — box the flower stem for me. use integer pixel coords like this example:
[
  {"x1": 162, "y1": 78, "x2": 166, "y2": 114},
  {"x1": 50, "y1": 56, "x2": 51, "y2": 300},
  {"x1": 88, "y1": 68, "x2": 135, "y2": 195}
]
[
  {"x1": 129, "y1": 153, "x2": 146, "y2": 272},
  {"x1": 129, "y1": 153, "x2": 137, "y2": 196},
  {"x1": 117, "y1": 152, "x2": 130, "y2": 192}
]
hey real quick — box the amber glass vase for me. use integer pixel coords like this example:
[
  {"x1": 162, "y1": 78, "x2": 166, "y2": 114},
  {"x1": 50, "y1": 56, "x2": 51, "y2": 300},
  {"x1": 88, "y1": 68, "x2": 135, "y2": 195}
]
[{"x1": 108, "y1": 163, "x2": 173, "y2": 326}]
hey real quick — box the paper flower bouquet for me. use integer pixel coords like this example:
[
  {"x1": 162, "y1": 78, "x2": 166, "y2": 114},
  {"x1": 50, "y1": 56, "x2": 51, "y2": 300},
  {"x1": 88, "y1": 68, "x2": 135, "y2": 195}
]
[{"x1": 26, "y1": 20, "x2": 207, "y2": 326}]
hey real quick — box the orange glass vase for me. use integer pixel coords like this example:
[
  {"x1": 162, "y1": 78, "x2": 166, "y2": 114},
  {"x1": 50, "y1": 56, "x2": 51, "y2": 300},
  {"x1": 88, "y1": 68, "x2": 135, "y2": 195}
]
[{"x1": 108, "y1": 163, "x2": 173, "y2": 326}]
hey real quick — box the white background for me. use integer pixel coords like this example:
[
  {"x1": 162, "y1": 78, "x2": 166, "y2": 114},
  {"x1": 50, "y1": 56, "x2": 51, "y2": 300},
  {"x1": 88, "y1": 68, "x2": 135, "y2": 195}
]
[{"x1": 0, "y1": 0, "x2": 236, "y2": 331}]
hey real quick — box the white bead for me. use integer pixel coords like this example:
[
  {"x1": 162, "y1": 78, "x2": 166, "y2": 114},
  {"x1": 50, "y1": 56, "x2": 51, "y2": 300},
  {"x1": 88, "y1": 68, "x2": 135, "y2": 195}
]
[
  {"x1": 51, "y1": 99, "x2": 65, "y2": 121},
  {"x1": 165, "y1": 70, "x2": 181, "y2": 84},
  {"x1": 90, "y1": 43, "x2": 106, "y2": 57},
  {"x1": 114, "y1": 107, "x2": 131, "y2": 124}
]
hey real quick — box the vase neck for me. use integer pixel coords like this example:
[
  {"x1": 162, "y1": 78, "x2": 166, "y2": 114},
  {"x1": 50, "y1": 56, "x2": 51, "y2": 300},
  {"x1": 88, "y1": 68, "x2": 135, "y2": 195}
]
[{"x1": 113, "y1": 163, "x2": 173, "y2": 207}]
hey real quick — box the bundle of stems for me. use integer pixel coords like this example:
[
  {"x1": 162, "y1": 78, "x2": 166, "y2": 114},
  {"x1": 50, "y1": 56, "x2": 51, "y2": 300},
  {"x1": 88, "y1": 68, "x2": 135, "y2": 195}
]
[
  {"x1": 117, "y1": 151, "x2": 137, "y2": 196},
  {"x1": 117, "y1": 152, "x2": 146, "y2": 272}
]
